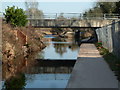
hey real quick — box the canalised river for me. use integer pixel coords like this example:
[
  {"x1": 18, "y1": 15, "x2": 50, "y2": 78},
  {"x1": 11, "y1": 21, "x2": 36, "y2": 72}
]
[{"x1": 2, "y1": 35, "x2": 81, "y2": 89}]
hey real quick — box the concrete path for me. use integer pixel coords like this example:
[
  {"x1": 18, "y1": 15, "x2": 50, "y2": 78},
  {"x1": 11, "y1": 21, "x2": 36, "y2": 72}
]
[{"x1": 66, "y1": 44, "x2": 118, "y2": 88}]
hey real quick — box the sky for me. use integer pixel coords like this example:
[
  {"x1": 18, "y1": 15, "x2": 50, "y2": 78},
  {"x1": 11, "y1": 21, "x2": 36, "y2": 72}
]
[{"x1": 1, "y1": 1, "x2": 95, "y2": 14}]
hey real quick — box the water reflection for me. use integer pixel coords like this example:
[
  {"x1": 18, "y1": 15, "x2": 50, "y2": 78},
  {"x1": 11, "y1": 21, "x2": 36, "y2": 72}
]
[
  {"x1": 25, "y1": 74, "x2": 71, "y2": 88},
  {"x1": 37, "y1": 36, "x2": 80, "y2": 59},
  {"x1": 24, "y1": 60, "x2": 75, "y2": 88},
  {"x1": 3, "y1": 73, "x2": 26, "y2": 90},
  {"x1": 2, "y1": 34, "x2": 81, "y2": 89},
  {"x1": 24, "y1": 60, "x2": 75, "y2": 74},
  {"x1": 54, "y1": 43, "x2": 67, "y2": 56}
]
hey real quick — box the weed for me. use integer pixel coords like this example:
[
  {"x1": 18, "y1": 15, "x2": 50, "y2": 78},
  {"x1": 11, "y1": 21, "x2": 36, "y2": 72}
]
[{"x1": 95, "y1": 42, "x2": 120, "y2": 81}]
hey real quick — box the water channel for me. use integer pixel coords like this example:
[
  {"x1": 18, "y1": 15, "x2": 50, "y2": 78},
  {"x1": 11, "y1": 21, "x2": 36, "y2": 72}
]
[{"x1": 2, "y1": 34, "x2": 81, "y2": 89}]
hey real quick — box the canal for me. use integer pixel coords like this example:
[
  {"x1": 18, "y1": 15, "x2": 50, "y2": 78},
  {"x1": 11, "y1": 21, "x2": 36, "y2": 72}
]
[{"x1": 2, "y1": 34, "x2": 81, "y2": 89}]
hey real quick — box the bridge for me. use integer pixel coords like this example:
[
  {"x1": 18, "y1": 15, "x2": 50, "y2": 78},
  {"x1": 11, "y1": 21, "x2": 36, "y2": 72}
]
[
  {"x1": 27, "y1": 13, "x2": 119, "y2": 28},
  {"x1": 1, "y1": 11, "x2": 120, "y2": 88},
  {"x1": 27, "y1": 13, "x2": 119, "y2": 88}
]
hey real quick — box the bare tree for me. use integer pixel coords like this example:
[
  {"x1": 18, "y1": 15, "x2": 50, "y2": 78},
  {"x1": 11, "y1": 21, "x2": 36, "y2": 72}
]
[
  {"x1": 25, "y1": 0, "x2": 43, "y2": 19},
  {"x1": 25, "y1": 0, "x2": 38, "y2": 10}
]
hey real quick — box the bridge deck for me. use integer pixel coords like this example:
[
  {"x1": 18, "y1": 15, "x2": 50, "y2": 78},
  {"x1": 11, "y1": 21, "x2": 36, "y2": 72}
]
[{"x1": 66, "y1": 44, "x2": 118, "y2": 88}]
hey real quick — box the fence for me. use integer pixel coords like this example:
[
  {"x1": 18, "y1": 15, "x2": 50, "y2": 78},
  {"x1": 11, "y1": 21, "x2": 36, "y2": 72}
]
[
  {"x1": 27, "y1": 13, "x2": 120, "y2": 20},
  {"x1": 1, "y1": 13, "x2": 120, "y2": 20},
  {"x1": 96, "y1": 20, "x2": 120, "y2": 58}
]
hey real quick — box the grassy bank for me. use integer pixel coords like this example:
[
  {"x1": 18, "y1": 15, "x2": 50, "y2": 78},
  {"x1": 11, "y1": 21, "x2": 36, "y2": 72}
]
[{"x1": 95, "y1": 42, "x2": 120, "y2": 81}]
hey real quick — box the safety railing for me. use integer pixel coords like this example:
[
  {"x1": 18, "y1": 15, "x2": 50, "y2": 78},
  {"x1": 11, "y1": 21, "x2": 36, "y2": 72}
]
[{"x1": 27, "y1": 13, "x2": 120, "y2": 20}]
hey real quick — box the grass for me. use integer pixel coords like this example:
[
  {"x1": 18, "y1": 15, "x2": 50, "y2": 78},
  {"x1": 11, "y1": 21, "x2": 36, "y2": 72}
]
[{"x1": 95, "y1": 42, "x2": 120, "y2": 81}]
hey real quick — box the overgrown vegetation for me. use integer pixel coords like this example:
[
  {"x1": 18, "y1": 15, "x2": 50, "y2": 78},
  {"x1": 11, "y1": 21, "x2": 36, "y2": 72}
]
[
  {"x1": 95, "y1": 41, "x2": 109, "y2": 55},
  {"x1": 4, "y1": 6, "x2": 28, "y2": 27},
  {"x1": 95, "y1": 42, "x2": 120, "y2": 81}
]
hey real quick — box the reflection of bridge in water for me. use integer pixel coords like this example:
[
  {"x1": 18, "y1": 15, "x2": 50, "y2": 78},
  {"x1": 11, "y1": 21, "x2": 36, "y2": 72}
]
[
  {"x1": 27, "y1": 13, "x2": 119, "y2": 28},
  {"x1": 24, "y1": 59, "x2": 76, "y2": 74}
]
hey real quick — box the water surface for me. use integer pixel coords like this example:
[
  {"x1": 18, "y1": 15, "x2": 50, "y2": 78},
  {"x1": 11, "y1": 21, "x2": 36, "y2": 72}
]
[
  {"x1": 2, "y1": 35, "x2": 80, "y2": 89},
  {"x1": 36, "y1": 37, "x2": 80, "y2": 60}
]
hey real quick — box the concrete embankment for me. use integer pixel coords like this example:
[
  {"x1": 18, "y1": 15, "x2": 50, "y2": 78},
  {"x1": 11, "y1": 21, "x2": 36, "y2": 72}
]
[
  {"x1": 67, "y1": 44, "x2": 118, "y2": 88},
  {"x1": 96, "y1": 20, "x2": 120, "y2": 59}
]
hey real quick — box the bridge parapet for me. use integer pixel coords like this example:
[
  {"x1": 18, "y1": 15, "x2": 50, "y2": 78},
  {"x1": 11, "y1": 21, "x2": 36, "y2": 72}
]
[
  {"x1": 27, "y1": 13, "x2": 119, "y2": 28},
  {"x1": 1, "y1": 12, "x2": 119, "y2": 28},
  {"x1": 27, "y1": 19, "x2": 114, "y2": 28}
]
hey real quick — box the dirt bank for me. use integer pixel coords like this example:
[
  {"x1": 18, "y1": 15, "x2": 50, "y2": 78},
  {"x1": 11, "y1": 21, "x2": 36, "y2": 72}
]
[{"x1": 2, "y1": 23, "x2": 46, "y2": 63}]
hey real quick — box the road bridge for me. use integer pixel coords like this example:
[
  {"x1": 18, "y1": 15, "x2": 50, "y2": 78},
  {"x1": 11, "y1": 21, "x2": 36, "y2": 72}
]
[{"x1": 27, "y1": 13, "x2": 119, "y2": 28}]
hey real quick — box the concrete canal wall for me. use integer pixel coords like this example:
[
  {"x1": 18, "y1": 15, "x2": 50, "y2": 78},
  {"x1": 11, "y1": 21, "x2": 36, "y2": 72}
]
[{"x1": 96, "y1": 20, "x2": 120, "y2": 58}]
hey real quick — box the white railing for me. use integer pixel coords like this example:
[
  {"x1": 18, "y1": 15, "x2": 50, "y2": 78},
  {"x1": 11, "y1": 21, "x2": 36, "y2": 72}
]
[
  {"x1": 1, "y1": 12, "x2": 120, "y2": 20},
  {"x1": 27, "y1": 13, "x2": 120, "y2": 20}
]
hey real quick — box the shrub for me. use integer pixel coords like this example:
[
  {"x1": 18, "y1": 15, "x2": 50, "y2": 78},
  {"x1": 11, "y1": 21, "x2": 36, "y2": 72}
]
[{"x1": 4, "y1": 6, "x2": 28, "y2": 27}]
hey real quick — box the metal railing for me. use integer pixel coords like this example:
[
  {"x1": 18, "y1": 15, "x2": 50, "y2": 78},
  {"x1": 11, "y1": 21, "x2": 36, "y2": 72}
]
[
  {"x1": 27, "y1": 13, "x2": 120, "y2": 20},
  {"x1": 104, "y1": 13, "x2": 120, "y2": 19},
  {"x1": 26, "y1": 13, "x2": 120, "y2": 27},
  {"x1": 1, "y1": 12, "x2": 120, "y2": 20}
]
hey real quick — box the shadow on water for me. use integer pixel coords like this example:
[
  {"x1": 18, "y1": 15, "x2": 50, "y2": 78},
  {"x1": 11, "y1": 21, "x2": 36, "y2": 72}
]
[
  {"x1": 24, "y1": 59, "x2": 76, "y2": 75},
  {"x1": 23, "y1": 59, "x2": 76, "y2": 88},
  {"x1": 35, "y1": 59, "x2": 76, "y2": 67}
]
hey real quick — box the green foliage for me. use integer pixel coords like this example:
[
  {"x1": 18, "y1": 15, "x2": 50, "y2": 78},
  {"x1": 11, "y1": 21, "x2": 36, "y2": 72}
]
[
  {"x1": 103, "y1": 53, "x2": 119, "y2": 71},
  {"x1": 95, "y1": 41, "x2": 102, "y2": 47},
  {"x1": 99, "y1": 48, "x2": 109, "y2": 55},
  {"x1": 95, "y1": 42, "x2": 120, "y2": 81},
  {"x1": 95, "y1": 41, "x2": 109, "y2": 55},
  {"x1": 4, "y1": 73, "x2": 26, "y2": 90},
  {"x1": 4, "y1": 6, "x2": 28, "y2": 27},
  {"x1": 83, "y1": 2, "x2": 120, "y2": 18},
  {"x1": 115, "y1": 1, "x2": 120, "y2": 15},
  {"x1": 96, "y1": 2, "x2": 116, "y2": 13}
]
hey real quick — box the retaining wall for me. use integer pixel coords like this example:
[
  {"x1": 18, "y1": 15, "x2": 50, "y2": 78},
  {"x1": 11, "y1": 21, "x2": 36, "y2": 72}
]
[{"x1": 96, "y1": 20, "x2": 120, "y2": 58}]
